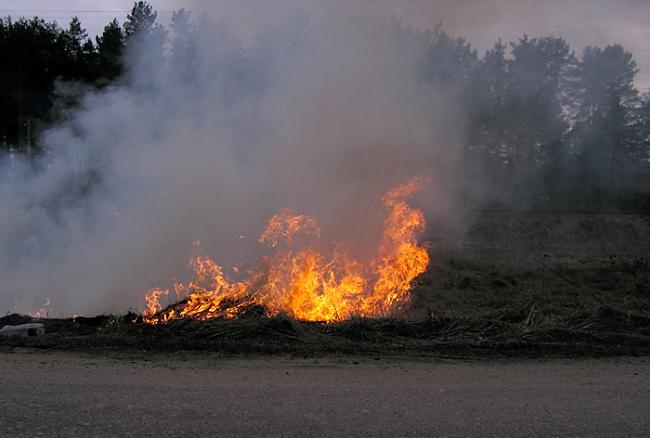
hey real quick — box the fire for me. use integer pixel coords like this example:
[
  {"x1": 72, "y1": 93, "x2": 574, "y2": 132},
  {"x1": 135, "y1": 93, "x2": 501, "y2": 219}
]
[
  {"x1": 143, "y1": 179, "x2": 429, "y2": 323},
  {"x1": 32, "y1": 297, "x2": 52, "y2": 319},
  {"x1": 142, "y1": 288, "x2": 169, "y2": 324},
  {"x1": 258, "y1": 209, "x2": 321, "y2": 247}
]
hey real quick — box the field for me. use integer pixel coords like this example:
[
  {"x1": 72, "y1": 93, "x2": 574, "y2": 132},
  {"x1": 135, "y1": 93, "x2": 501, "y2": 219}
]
[{"x1": 2, "y1": 213, "x2": 649, "y2": 357}]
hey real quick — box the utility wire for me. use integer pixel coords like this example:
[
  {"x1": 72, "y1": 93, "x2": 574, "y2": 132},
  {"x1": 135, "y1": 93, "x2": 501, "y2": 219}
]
[{"x1": 0, "y1": 9, "x2": 649, "y2": 38}]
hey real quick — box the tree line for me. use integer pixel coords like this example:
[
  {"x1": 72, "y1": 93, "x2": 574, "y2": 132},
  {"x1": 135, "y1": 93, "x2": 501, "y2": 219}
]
[
  {"x1": 1, "y1": 2, "x2": 649, "y2": 211},
  {"x1": 0, "y1": 2, "x2": 163, "y2": 152}
]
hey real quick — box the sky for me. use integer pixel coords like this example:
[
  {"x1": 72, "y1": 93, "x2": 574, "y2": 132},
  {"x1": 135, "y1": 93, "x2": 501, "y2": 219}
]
[{"x1": 0, "y1": 0, "x2": 648, "y2": 89}]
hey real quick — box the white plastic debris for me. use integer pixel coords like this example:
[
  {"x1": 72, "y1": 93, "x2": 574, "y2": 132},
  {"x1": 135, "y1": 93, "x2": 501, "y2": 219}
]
[{"x1": 0, "y1": 323, "x2": 45, "y2": 337}]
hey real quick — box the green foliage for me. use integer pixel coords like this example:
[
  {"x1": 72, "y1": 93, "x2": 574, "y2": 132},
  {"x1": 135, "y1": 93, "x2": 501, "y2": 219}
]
[{"x1": 124, "y1": 1, "x2": 159, "y2": 39}]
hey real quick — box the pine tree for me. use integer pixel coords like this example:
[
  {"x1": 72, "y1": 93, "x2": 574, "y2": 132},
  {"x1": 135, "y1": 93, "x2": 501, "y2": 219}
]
[
  {"x1": 571, "y1": 45, "x2": 639, "y2": 181},
  {"x1": 96, "y1": 19, "x2": 125, "y2": 82},
  {"x1": 122, "y1": 1, "x2": 167, "y2": 84}
]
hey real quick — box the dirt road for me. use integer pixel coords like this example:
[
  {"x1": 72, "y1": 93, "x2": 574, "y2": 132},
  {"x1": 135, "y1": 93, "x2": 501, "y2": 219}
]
[{"x1": 0, "y1": 351, "x2": 647, "y2": 437}]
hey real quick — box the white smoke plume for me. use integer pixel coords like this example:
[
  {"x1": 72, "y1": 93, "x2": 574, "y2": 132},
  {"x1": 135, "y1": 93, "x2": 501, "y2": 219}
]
[{"x1": 0, "y1": 4, "x2": 459, "y2": 316}]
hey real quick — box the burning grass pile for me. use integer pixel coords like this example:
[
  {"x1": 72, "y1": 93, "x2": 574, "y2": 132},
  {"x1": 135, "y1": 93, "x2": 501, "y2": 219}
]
[{"x1": 140, "y1": 179, "x2": 431, "y2": 324}]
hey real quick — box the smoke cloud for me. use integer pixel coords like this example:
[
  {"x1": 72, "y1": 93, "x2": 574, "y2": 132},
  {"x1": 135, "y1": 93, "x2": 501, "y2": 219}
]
[{"x1": 0, "y1": 3, "x2": 459, "y2": 316}]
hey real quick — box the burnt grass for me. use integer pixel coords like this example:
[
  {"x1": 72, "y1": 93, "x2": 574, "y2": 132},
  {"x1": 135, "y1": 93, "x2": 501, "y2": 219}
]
[{"x1": 2, "y1": 212, "x2": 650, "y2": 358}]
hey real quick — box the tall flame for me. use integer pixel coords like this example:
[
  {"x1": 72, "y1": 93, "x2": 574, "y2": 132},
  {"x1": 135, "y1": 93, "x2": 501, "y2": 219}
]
[{"x1": 143, "y1": 179, "x2": 429, "y2": 323}]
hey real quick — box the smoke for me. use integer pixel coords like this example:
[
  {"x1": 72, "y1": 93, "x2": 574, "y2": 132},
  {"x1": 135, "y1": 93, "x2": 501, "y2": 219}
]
[
  {"x1": 188, "y1": 0, "x2": 650, "y2": 88},
  {"x1": 4, "y1": 0, "x2": 646, "y2": 316},
  {"x1": 0, "y1": 4, "x2": 459, "y2": 316}
]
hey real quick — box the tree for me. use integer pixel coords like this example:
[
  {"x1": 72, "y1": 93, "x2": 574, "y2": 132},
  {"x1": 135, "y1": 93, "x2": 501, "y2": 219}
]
[
  {"x1": 464, "y1": 40, "x2": 509, "y2": 171},
  {"x1": 506, "y1": 37, "x2": 575, "y2": 168},
  {"x1": 65, "y1": 17, "x2": 87, "y2": 55},
  {"x1": 78, "y1": 38, "x2": 99, "y2": 82},
  {"x1": 124, "y1": 1, "x2": 159, "y2": 39},
  {"x1": 96, "y1": 19, "x2": 125, "y2": 82},
  {"x1": 123, "y1": 1, "x2": 167, "y2": 59},
  {"x1": 170, "y1": 9, "x2": 193, "y2": 57},
  {"x1": 637, "y1": 91, "x2": 650, "y2": 164},
  {"x1": 0, "y1": 17, "x2": 67, "y2": 151},
  {"x1": 571, "y1": 45, "x2": 639, "y2": 182},
  {"x1": 169, "y1": 8, "x2": 196, "y2": 79},
  {"x1": 62, "y1": 17, "x2": 99, "y2": 82},
  {"x1": 497, "y1": 36, "x2": 576, "y2": 206},
  {"x1": 122, "y1": 1, "x2": 167, "y2": 83},
  {"x1": 418, "y1": 23, "x2": 478, "y2": 93}
]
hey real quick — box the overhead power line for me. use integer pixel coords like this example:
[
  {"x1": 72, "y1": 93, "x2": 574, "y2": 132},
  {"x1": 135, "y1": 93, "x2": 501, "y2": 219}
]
[
  {"x1": 0, "y1": 9, "x2": 648, "y2": 38},
  {"x1": 0, "y1": 10, "x2": 175, "y2": 13}
]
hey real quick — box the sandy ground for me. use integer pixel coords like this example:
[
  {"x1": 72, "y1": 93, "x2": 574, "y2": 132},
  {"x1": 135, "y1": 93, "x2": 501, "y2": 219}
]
[{"x1": 0, "y1": 351, "x2": 648, "y2": 437}]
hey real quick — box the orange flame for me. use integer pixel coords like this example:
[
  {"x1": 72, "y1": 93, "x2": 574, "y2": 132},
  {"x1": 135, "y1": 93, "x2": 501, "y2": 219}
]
[
  {"x1": 143, "y1": 179, "x2": 429, "y2": 323},
  {"x1": 142, "y1": 288, "x2": 169, "y2": 324},
  {"x1": 32, "y1": 297, "x2": 52, "y2": 319},
  {"x1": 258, "y1": 208, "x2": 321, "y2": 247}
]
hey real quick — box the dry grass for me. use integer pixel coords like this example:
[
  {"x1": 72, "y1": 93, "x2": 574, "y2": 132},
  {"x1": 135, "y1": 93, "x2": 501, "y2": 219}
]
[
  {"x1": 2, "y1": 213, "x2": 649, "y2": 358},
  {"x1": 1, "y1": 303, "x2": 648, "y2": 358}
]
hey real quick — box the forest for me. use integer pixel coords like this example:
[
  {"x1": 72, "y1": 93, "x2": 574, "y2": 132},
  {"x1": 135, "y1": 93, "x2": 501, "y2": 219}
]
[{"x1": 1, "y1": 1, "x2": 649, "y2": 212}]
